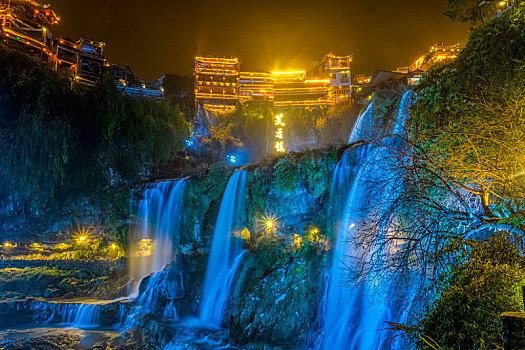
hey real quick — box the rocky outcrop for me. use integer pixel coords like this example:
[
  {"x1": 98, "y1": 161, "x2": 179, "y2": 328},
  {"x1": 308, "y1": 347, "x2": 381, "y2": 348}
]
[
  {"x1": 0, "y1": 334, "x2": 82, "y2": 350},
  {"x1": 0, "y1": 258, "x2": 126, "y2": 274},
  {"x1": 1, "y1": 298, "x2": 130, "y2": 326},
  {"x1": 226, "y1": 250, "x2": 328, "y2": 348}
]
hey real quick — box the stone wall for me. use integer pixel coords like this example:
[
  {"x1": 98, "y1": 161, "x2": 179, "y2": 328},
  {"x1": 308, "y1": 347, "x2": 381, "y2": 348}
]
[{"x1": 0, "y1": 258, "x2": 126, "y2": 276}]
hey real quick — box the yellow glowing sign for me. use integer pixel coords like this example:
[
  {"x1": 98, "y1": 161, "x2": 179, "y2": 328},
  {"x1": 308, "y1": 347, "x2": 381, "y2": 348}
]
[
  {"x1": 275, "y1": 141, "x2": 286, "y2": 153},
  {"x1": 275, "y1": 114, "x2": 285, "y2": 127},
  {"x1": 274, "y1": 113, "x2": 286, "y2": 153}
]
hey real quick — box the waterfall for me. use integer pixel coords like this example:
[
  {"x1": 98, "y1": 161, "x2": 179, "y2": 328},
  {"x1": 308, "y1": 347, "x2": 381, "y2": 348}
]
[
  {"x1": 28, "y1": 301, "x2": 101, "y2": 327},
  {"x1": 163, "y1": 300, "x2": 178, "y2": 320},
  {"x1": 349, "y1": 102, "x2": 374, "y2": 143},
  {"x1": 320, "y1": 90, "x2": 416, "y2": 349},
  {"x1": 124, "y1": 179, "x2": 186, "y2": 327},
  {"x1": 61, "y1": 303, "x2": 101, "y2": 327},
  {"x1": 129, "y1": 179, "x2": 185, "y2": 294},
  {"x1": 199, "y1": 169, "x2": 247, "y2": 326},
  {"x1": 392, "y1": 90, "x2": 413, "y2": 135}
]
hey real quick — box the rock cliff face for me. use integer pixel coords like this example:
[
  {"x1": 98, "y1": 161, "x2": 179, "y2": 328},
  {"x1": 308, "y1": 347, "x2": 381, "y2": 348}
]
[
  {"x1": 227, "y1": 251, "x2": 327, "y2": 347},
  {"x1": 131, "y1": 145, "x2": 362, "y2": 349}
]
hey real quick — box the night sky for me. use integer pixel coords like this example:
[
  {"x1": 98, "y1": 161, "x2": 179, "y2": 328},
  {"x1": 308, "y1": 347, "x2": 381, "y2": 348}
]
[{"x1": 48, "y1": 0, "x2": 470, "y2": 80}]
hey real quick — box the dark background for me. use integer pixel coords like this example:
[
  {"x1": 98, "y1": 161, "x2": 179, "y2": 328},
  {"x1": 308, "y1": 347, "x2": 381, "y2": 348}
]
[{"x1": 48, "y1": 0, "x2": 470, "y2": 79}]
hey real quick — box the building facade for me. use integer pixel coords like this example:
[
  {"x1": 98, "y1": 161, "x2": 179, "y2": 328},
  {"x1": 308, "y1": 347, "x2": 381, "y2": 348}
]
[
  {"x1": 194, "y1": 56, "x2": 240, "y2": 113},
  {"x1": 194, "y1": 53, "x2": 353, "y2": 113}
]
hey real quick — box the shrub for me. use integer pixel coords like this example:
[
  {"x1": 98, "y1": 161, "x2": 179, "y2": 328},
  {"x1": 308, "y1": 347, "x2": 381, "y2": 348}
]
[
  {"x1": 254, "y1": 233, "x2": 287, "y2": 273},
  {"x1": 273, "y1": 156, "x2": 299, "y2": 193},
  {"x1": 416, "y1": 235, "x2": 525, "y2": 349}
]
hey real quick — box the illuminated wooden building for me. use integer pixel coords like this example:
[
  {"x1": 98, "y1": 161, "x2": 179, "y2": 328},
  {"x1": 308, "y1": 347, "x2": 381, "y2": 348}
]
[
  {"x1": 310, "y1": 53, "x2": 353, "y2": 106},
  {"x1": 54, "y1": 36, "x2": 106, "y2": 87},
  {"x1": 0, "y1": 0, "x2": 58, "y2": 61},
  {"x1": 1, "y1": 0, "x2": 106, "y2": 88},
  {"x1": 195, "y1": 53, "x2": 353, "y2": 112},
  {"x1": 354, "y1": 74, "x2": 371, "y2": 85},
  {"x1": 239, "y1": 72, "x2": 274, "y2": 102},
  {"x1": 407, "y1": 42, "x2": 460, "y2": 73},
  {"x1": 272, "y1": 71, "x2": 332, "y2": 108},
  {"x1": 64, "y1": 36, "x2": 106, "y2": 87},
  {"x1": 194, "y1": 56, "x2": 240, "y2": 113},
  {"x1": 111, "y1": 64, "x2": 164, "y2": 99}
]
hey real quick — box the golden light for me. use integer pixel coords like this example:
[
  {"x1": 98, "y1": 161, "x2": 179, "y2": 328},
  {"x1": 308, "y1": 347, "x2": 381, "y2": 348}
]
[
  {"x1": 272, "y1": 70, "x2": 305, "y2": 75},
  {"x1": 137, "y1": 238, "x2": 154, "y2": 257},
  {"x1": 292, "y1": 234, "x2": 303, "y2": 250},
  {"x1": 261, "y1": 213, "x2": 279, "y2": 233},
  {"x1": 111, "y1": 243, "x2": 117, "y2": 249},
  {"x1": 73, "y1": 226, "x2": 92, "y2": 243},
  {"x1": 4, "y1": 242, "x2": 11, "y2": 248}
]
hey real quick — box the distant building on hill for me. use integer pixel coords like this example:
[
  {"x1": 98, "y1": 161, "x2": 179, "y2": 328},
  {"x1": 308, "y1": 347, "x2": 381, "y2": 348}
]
[
  {"x1": 56, "y1": 36, "x2": 106, "y2": 88},
  {"x1": 403, "y1": 42, "x2": 460, "y2": 73},
  {"x1": 0, "y1": 0, "x2": 106, "y2": 88},
  {"x1": 111, "y1": 64, "x2": 164, "y2": 99}
]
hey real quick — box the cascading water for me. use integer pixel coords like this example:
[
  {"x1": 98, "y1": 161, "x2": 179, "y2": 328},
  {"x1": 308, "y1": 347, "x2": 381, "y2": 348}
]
[
  {"x1": 130, "y1": 180, "x2": 186, "y2": 292},
  {"x1": 28, "y1": 301, "x2": 102, "y2": 327},
  {"x1": 349, "y1": 102, "x2": 375, "y2": 143},
  {"x1": 125, "y1": 179, "x2": 186, "y2": 327},
  {"x1": 393, "y1": 90, "x2": 414, "y2": 135},
  {"x1": 62, "y1": 303, "x2": 101, "y2": 327},
  {"x1": 320, "y1": 90, "x2": 417, "y2": 349},
  {"x1": 199, "y1": 169, "x2": 247, "y2": 326}
]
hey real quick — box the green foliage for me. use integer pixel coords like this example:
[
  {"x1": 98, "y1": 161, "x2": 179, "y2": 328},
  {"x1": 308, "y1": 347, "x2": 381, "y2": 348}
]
[
  {"x1": 0, "y1": 267, "x2": 82, "y2": 297},
  {"x1": 273, "y1": 156, "x2": 299, "y2": 193},
  {"x1": 199, "y1": 101, "x2": 273, "y2": 161},
  {"x1": 445, "y1": 0, "x2": 482, "y2": 24},
  {"x1": 298, "y1": 225, "x2": 329, "y2": 259},
  {"x1": 416, "y1": 235, "x2": 525, "y2": 349},
  {"x1": 97, "y1": 76, "x2": 191, "y2": 182},
  {"x1": 410, "y1": 3, "x2": 525, "y2": 225},
  {"x1": 0, "y1": 47, "x2": 190, "y2": 250},
  {"x1": 205, "y1": 162, "x2": 235, "y2": 202},
  {"x1": 254, "y1": 233, "x2": 287, "y2": 274},
  {"x1": 300, "y1": 156, "x2": 332, "y2": 199},
  {"x1": 246, "y1": 170, "x2": 269, "y2": 223},
  {"x1": 183, "y1": 162, "x2": 234, "y2": 244},
  {"x1": 249, "y1": 172, "x2": 267, "y2": 212}
]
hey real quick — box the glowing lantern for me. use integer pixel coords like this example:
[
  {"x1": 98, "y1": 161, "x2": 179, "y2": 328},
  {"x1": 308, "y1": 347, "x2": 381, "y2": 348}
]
[{"x1": 293, "y1": 234, "x2": 303, "y2": 250}]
